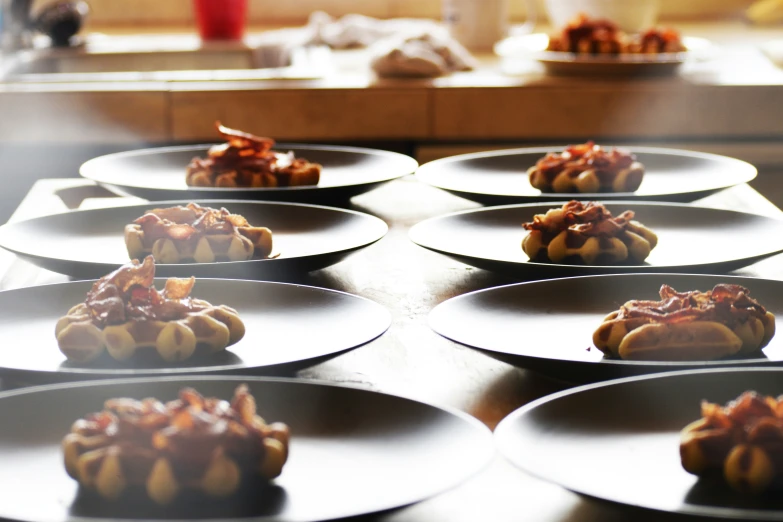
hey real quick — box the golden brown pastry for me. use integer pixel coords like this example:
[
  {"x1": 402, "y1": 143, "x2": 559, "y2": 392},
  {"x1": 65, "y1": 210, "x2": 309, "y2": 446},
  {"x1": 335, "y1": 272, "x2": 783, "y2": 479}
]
[
  {"x1": 186, "y1": 122, "x2": 321, "y2": 188},
  {"x1": 521, "y1": 200, "x2": 657, "y2": 265},
  {"x1": 546, "y1": 15, "x2": 626, "y2": 54},
  {"x1": 594, "y1": 284, "x2": 776, "y2": 361},
  {"x1": 681, "y1": 391, "x2": 783, "y2": 494},
  {"x1": 546, "y1": 14, "x2": 686, "y2": 55},
  {"x1": 627, "y1": 28, "x2": 688, "y2": 54},
  {"x1": 63, "y1": 384, "x2": 289, "y2": 504},
  {"x1": 528, "y1": 142, "x2": 644, "y2": 194},
  {"x1": 125, "y1": 202, "x2": 273, "y2": 264},
  {"x1": 55, "y1": 256, "x2": 245, "y2": 364}
]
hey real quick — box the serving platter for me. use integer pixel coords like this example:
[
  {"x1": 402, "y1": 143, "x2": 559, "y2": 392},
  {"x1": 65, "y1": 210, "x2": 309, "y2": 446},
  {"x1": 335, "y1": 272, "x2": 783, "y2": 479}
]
[
  {"x1": 494, "y1": 33, "x2": 714, "y2": 76},
  {"x1": 80, "y1": 144, "x2": 418, "y2": 204},
  {"x1": 0, "y1": 199, "x2": 388, "y2": 279},
  {"x1": 0, "y1": 375, "x2": 493, "y2": 522},
  {"x1": 429, "y1": 274, "x2": 783, "y2": 383},
  {"x1": 495, "y1": 368, "x2": 783, "y2": 520},
  {"x1": 0, "y1": 279, "x2": 390, "y2": 382},
  {"x1": 415, "y1": 147, "x2": 756, "y2": 206},
  {"x1": 409, "y1": 202, "x2": 783, "y2": 279}
]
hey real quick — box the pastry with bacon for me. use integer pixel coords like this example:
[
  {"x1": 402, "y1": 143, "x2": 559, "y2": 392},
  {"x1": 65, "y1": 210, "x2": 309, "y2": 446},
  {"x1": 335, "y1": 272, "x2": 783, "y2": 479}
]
[
  {"x1": 186, "y1": 122, "x2": 321, "y2": 188},
  {"x1": 125, "y1": 202, "x2": 273, "y2": 264},
  {"x1": 546, "y1": 14, "x2": 686, "y2": 55},
  {"x1": 528, "y1": 142, "x2": 644, "y2": 194},
  {"x1": 680, "y1": 391, "x2": 783, "y2": 494},
  {"x1": 546, "y1": 15, "x2": 626, "y2": 54},
  {"x1": 55, "y1": 256, "x2": 245, "y2": 364},
  {"x1": 593, "y1": 284, "x2": 776, "y2": 361},
  {"x1": 627, "y1": 28, "x2": 688, "y2": 54},
  {"x1": 522, "y1": 200, "x2": 657, "y2": 265},
  {"x1": 63, "y1": 384, "x2": 289, "y2": 504}
]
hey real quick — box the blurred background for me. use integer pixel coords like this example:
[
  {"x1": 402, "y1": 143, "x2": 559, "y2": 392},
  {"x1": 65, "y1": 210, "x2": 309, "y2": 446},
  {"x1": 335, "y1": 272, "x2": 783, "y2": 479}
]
[
  {"x1": 0, "y1": 0, "x2": 780, "y2": 222},
  {"x1": 66, "y1": 0, "x2": 759, "y2": 25}
]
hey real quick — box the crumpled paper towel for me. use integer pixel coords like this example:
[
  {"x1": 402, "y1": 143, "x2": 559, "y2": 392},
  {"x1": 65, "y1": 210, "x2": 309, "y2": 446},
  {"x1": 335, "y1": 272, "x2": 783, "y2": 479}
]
[
  {"x1": 305, "y1": 11, "x2": 476, "y2": 78},
  {"x1": 306, "y1": 11, "x2": 444, "y2": 48},
  {"x1": 369, "y1": 32, "x2": 476, "y2": 78}
]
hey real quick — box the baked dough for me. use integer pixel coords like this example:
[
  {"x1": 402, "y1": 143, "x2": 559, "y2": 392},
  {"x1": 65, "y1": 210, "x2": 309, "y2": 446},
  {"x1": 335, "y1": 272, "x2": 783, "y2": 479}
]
[
  {"x1": 186, "y1": 122, "x2": 321, "y2": 188},
  {"x1": 528, "y1": 142, "x2": 644, "y2": 194},
  {"x1": 63, "y1": 384, "x2": 289, "y2": 504},
  {"x1": 594, "y1": 283, "x2": 775, "y2": 361},
  {"x1": 547, "y1": 14, "x2": 687, "y2": 55},
  {"x1": 681, "y1": 391, "x2": 783, "y2": 494},
  {"x1": 522, "y1": 200, "x2": 657, "y2": 265},
  {"x1": 55, "y1": 256, "x2": 245, "y2": 364},
  {"x1": 125, "y1": 202, "x2": 273, "y2": 264}
]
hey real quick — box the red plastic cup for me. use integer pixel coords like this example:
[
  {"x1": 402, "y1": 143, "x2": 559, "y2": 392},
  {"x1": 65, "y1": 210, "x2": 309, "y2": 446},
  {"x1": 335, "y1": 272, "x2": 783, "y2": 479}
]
[{"x1": 193, "y1": 0, "x2": 248, "y2": 41}]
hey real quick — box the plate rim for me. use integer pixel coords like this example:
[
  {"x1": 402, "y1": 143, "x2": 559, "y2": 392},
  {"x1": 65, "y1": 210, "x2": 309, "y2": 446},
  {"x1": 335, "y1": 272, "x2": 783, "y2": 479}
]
[
  {"x1": 428, "y1": 272, "x2": 783, "y2": 369},
  {"x1": 80, "y1": 143, "x2": 419, "y2": 193},
  {"x1": 409, "y1": 200, "x2": 783, "y2": 271},
  {"x1": 494, "y1": 366, "x2": 783, "y2": 520},
  {"x1": 415, "y1": 145, "x2": 757, "y2": 199},
  {"x1": 0, "y1": 373, "x2": 491, "y2": 436},
  {"x1": 0, "y1": 277, "x2": 392, "y2": 376},
  {"x1": 0, "y1": 198, "x2": 389, "y2": 268},
  {"x1": 0, "y1": 374, "x2": 494, "y2": 522}
]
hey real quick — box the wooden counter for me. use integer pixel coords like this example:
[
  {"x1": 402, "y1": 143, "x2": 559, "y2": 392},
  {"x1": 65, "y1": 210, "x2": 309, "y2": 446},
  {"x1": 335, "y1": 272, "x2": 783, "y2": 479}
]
[{"x1": 3, "y1": 22, "x2": 783, "y2": 153}]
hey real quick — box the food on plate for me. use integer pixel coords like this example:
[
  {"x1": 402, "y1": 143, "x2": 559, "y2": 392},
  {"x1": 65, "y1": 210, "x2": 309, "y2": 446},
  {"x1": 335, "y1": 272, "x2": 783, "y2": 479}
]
[
  {"x1": 125, "y1": 202, "x2": 274, "y2": 264},
  {"x1": 547, "y1": 15, "x2": 625, "y2": 54},
  {"x1": 546, "y1": 14, "x2": 687, "y2": 55},
  {"x1": 62, "y1": 384, "x2": 290, "y2": 504},
  {"x1": 521, "y1": 200, "x2": 657, "y2": 265},
  {"x1": 186, "y1": 122, "x2": 321, "y2": 188},
  {"x1": 55, "y1": 256, "x2": 245, "y2": 364},
  {"x1": 593, "y1": 284, "x2": 776, "y2": 361},
  {"x1": 628, "y1": 28, "x2": 688, "y2": 54},
  {"x1": 527, "y1": 142, "x2": 644, "y2": 194},
  {"x1": 680, "y1": 391, "x2": 783, "y2": 494}
]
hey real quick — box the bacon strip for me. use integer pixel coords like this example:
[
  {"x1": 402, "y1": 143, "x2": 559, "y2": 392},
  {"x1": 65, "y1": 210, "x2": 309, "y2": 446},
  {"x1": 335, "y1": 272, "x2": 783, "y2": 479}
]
[
  {"x1": 77, "y1": 385, "x2": 280, "y2": 475},
  {"x1": 215, "y1": 121, "x2": 275, "y2": 152},
  {"x1": 84, "y1": 256, "x2": 203, "y2": 327},
  {"x1": 535, "y1": 142, "x2": 636, "y2": 178},
  {"x1": 522, "y1": 200, "x2": 635, "y2": 238},
  {"x1": 617, "y1": 284, "x2": 768, "y2": 327},
  {"x1": 697, "y1": 391, "x2": 783, "y2": 441},
  {"x1": 134, "y1": 203, "x2": 248, "y2": 244}
]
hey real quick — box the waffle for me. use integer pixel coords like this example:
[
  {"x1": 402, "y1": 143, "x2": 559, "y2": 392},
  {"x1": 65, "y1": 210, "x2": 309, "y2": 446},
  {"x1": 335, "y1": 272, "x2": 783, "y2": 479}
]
[
  {"x1": 593, "y1": 284, "x2": 776, "y2": 361},
  {"x1": 546, "y1": 14, "x2": 686, "y2": 55},
  {"x1": 528, "y1": 142, "x2": 644, "y2": 194},
  {"x1": 546, "y1": 15, "x2": 625, "y2": 54},
  {"x1": 680, "y1": 391, "x2": 783, "y2": 494},
  {"x1": 627, "y1": 28, "x2": 688, "y2": 54},
  {"x1": 521, "y1": 201, "x2": 657, "y2": 265},
  {"x1": 186, "y1": 122, "x2": 321, "y2": 188},
  {"x1": 125, "y1": 203, "x2": 273, "y2": 264},
  {"x1": 63, "y1": 384, "x2": 290, "y2": 505},
  {"x1": 55, "y1": 256, "x2": 245, "y2": 364}
]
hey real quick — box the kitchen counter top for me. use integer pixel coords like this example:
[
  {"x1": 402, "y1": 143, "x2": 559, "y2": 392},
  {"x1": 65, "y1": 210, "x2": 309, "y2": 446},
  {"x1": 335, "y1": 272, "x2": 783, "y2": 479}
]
[{"x1": 3, "y1": 22, "x2": 783, "y2": 147}]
